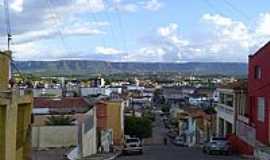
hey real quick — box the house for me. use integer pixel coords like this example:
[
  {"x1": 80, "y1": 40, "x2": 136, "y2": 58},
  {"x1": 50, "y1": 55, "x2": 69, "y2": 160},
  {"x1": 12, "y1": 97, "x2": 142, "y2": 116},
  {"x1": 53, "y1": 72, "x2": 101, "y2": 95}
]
[
  {"x1": 216, "y1": 82, "x2": 248, "y2": 138},
  {"x1": 91, "y1": 76, "x2": 106, "y2": 88},
  {"x1": 219, "y1": 81, "x2": 255, "y2": 155},
  {"x1": 177, "y1": 107, "x2": 211, "y2": 147},
  {"x1": 80, "y1": 87, "x2": 122, "y2": 97},
  {"x1": 33, "y1": 97, "x2": 97, "y2": 157},
  {"x1": 248, "y1": 42, "x2": 270, "y2": 158},
  {"x1": 162, "y1": 86, "x2": 191, "y2": 108},
  {"x1": 0, "y1": 51, "x2": 33, "y2": 160},
  {"x1": 95, "y1": 100, "x2": 125, "y2": 146}
]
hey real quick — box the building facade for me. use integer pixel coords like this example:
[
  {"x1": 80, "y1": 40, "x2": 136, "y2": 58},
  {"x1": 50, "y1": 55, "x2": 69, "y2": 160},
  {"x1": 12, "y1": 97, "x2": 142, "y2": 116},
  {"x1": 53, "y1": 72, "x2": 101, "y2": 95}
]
[
  {"x1": 248, "y1": 42, "x2": 270, "y2": 158},
  {"x1": 95, "y1": 100, "x2": 125, "y2": 146},
  {"x1": 248, "y1": 42, "x2": 270, "y2": 145},
  {"x1": 0, "y1": 51, "x2": 33, "y2": 160},
  {"x1": 216, "y1": 88, "x2": 236, "y2": 137}
]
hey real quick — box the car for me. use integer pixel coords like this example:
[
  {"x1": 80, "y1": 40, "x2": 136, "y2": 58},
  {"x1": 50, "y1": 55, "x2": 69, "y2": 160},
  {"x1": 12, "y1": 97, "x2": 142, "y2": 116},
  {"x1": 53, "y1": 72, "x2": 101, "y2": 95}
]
[
  {"x1": 203, "y1": 137, "x2": 232, "y2": 155},
  {"x1": 172, "y1": 136, "x2": 186, "y2": 146},
  {"x1": 122, "y1": 138, "x2": 143, "y2": 155}
]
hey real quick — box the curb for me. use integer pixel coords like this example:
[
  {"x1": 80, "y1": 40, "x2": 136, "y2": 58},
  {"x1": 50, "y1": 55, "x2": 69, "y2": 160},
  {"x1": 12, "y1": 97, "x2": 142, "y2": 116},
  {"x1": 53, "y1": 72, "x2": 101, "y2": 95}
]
[
  {"x1": 104, "y1": 152, "x2": 121, "y2": 160},
  {"x1": 240, "y1": 154, "x2": 255, "y2": 160}
]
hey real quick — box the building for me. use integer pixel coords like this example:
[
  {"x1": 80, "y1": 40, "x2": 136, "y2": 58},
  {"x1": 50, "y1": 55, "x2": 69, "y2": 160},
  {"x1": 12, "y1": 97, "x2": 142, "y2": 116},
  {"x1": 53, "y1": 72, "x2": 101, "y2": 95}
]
[
  {"x1": 33, "y1": 97, "x2": 97, "y2": 157},
  {"x1": 248, "y1": 42, "x2": 270, "y2": 158},
  {"x1": 91, "y1": 76, "x2": 105, "y2": 88},
  {"x1": 95, "y1": 100, "x2": 125, "y2": 146},
  {"x1": 216, "y1": 82, "x2": 248, "y2": 138},
  {"x1": 220, "y1": 81, "x2": 255, "y2": 155},
  {"x1": 177, "y1": 107, "x2": 211, "y2": 147},
  {"x1": 80, "y1": 87, "x2": 122, "y2": 97},
  {"x1": 0, "y1": 51, "x2": 33, "y2": 160},
  {"x1": 162, "y1": 86, "x2": 192, "y2": 108}
]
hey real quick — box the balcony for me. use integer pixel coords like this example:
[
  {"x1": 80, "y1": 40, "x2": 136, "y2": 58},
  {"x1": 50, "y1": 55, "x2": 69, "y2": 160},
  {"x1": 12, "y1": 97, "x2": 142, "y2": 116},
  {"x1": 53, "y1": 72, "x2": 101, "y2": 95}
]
[{"x1": 216, "y1": 103, "x2": 234, "y2": 122}]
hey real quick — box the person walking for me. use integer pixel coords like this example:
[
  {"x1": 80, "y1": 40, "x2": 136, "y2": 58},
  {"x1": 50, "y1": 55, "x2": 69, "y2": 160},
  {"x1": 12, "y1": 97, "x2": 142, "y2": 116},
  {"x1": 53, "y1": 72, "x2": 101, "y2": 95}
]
[{"x1": 163, "y1": 137, "x2": 168, "y2": 145}]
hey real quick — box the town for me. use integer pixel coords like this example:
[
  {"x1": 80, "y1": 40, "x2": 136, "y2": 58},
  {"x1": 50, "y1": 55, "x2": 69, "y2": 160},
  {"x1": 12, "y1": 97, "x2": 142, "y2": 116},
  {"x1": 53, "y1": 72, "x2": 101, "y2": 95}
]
[{"x1": 1, "y1": 1, "x2": 270, "y2": 160}]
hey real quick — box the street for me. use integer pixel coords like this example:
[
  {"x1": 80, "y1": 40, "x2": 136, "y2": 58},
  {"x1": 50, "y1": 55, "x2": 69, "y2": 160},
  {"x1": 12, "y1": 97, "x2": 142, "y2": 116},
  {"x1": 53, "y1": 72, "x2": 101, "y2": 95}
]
[{"x1": 117, "y1": 113, "x2": 244, "y2": 160}]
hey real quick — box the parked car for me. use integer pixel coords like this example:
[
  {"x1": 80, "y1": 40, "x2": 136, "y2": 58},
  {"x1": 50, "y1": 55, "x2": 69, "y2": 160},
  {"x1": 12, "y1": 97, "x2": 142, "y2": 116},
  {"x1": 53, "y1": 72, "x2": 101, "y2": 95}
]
[
  {"x1": 171, "y1": 136, "x2": 186, "y2": 146},
  {"x1": 203, "y1": 137, "x2": 232, "y2": 155},
  {"x1": 122, "y1": 137, "x2": 143, "y2": 155}
]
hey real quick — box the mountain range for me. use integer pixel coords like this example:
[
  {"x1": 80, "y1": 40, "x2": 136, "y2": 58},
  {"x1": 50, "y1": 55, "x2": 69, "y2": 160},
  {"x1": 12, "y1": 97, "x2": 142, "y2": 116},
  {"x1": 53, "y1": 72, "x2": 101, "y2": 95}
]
[{"x1": 14, "y1": 60, "x2": 248, "y2": 76}]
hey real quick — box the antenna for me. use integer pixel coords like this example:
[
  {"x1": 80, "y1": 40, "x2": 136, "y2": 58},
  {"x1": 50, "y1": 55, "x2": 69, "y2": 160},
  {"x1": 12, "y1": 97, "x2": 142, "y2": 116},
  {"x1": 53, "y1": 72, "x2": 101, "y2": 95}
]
[{"x1": 4, "y1": 0, "x2": 12, "y2": 51}]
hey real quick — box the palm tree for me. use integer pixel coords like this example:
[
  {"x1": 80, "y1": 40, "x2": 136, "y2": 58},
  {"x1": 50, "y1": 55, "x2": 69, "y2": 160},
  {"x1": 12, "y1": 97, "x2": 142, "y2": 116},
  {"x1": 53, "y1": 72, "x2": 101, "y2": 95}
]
[{"x1": 45, "y1": 115, "x2": 74, "y2": 125}]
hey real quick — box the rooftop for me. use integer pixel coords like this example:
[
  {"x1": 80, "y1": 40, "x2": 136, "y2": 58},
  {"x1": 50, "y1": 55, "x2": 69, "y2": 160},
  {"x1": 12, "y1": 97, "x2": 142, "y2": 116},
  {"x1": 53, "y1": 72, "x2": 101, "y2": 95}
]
[{"x1": 34, "y1": 97, "x2": 92, "y2": 109}]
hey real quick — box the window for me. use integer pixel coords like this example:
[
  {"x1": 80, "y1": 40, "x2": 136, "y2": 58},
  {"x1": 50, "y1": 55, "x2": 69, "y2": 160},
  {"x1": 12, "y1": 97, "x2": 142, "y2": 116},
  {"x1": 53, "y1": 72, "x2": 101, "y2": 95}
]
[
  {"x1": 257, "y1": 97, "x2": 265, "y2": 122},
  {"x1": 255, "y1": 66, "x2": 262, "y2": 79},
  {"x1": 225, "y1": 94, "x2": 234, "y2": 107},
  {"x1": 220, "y1": 93, "x2": 225, "y2": 104}
]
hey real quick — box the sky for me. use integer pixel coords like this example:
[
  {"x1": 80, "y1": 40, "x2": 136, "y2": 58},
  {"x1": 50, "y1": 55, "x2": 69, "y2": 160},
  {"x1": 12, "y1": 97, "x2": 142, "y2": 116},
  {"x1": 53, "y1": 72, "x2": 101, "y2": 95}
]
[{"x1": 0, "y1": 0, "x2": 270, "y2": 62}]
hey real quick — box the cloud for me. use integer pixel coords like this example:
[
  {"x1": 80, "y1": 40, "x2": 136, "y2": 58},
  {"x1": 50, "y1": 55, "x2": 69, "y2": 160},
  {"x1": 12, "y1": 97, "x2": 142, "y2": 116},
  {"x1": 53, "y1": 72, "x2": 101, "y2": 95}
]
[
  {"x1": 143, "y1": 0, "x2": 163, "y2": 11},
  {"x1": 0, "y1": 0, "x2": 109, "y2": 45},
  {"x1": 110, "y1": 0, "x2": 163, "y2": 13},
  {"x1": 10, "y1": 0, "x2": 24, "y2": 12},
  {"x1": 256, "y1": 13, "x2": 270, "y2": 36},
  {"x1": 122, "y1": 47, "x2": 166, "y2": 62},
  {"x1": 130, "y1": 13, "x2": 270, "y2": 62},
  {"x1": 95, "y1": 46, "x2": 123, "y2": 55}
]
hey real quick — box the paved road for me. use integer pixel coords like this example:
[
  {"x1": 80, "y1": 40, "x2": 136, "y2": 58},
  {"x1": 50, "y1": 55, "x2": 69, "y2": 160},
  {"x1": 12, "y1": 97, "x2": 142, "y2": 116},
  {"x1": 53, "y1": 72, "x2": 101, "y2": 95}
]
[
  {"x1": 117, "y1": 144, "x2": 243, "y2": 160},
  {"x1": 117, "y1": 113, "x2": 244, "y2": 160}
]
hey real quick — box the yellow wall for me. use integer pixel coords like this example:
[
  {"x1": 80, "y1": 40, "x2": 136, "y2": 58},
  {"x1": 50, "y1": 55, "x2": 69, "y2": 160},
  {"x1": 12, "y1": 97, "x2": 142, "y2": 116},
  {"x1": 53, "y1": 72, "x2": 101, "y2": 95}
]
[
  {"x1": 0, "y1": 106, "x2": 6, "y2": 160},
  {"x1": 17, "y1": 104, "x2": 32, "y2": 160},
  {"x1": 0, "y1": 51, "x2": 10, "y2": 90},
  {"x1": 106, "y1": 101, "x2": 124, "y2": 145},
  {"x1": 0, "y1": 95, "x2": 32, "y2": 160},
  {"x1": 0, "y1": 51, "x2": 33, "y2": 160}
]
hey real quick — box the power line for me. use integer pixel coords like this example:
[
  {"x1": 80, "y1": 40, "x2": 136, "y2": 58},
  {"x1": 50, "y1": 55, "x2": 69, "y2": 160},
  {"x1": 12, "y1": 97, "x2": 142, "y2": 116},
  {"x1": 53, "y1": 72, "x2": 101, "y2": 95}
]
[
  {"x1": 87, "y1": 0, "x2": 109, "y2": 47},
  {"x1": 3, "y1": 0, "x2": 12, "y2": 50},
  {"x1": 46, "y1": 0, "x2": 72, "y2": 57},
  {"x1": 221, "y1": 0, "x2": 251, "y2": 21},
  {"x1": 114, "y1": 4, "x2": 128, "y2": 53}
]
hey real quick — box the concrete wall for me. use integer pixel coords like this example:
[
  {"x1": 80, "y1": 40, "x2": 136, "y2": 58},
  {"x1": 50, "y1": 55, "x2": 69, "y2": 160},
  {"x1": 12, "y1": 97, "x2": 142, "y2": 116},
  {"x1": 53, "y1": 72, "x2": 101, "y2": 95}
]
[
  {"x1": 81, "y1": 108, "x2": 97, "y2": 157},
  {"x1": 32, "y1": 126, "x2": 77, "y2": 149},
  {"x1": 32, "y1": 88, "x2": 63, "y2": 97},
  {"x1": 81, "y1": 88, "x2": 111, "y2": 96}
]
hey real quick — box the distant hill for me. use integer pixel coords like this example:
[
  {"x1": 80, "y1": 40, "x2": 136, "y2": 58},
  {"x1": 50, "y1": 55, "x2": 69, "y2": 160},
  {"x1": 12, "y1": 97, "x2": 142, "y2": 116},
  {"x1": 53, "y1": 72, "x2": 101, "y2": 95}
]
[{"x1": 14, "y1": 60, "x2": 248, "y2": 76}]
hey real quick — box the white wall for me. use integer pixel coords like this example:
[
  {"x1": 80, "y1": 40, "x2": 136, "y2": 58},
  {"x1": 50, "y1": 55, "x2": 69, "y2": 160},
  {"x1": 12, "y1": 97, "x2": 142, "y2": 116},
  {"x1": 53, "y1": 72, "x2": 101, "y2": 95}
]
[
  {"x1": 32, "y1": 88, "x2": 63, "y2": 97},
  {"x1": 32, "y1": 126, "x2": 77, "y2": 149},
  {"x1": 81, "y1": 88, "x2": 111, "y2": 96},
  {"x1": 81, "y1": 108, "x2": 97, "y2": 157}
]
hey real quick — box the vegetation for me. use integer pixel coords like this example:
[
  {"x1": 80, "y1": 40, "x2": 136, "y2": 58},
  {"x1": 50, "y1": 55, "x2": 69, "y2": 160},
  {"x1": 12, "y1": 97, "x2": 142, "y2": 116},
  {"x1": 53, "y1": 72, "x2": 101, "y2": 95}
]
[
  {"x1": 45, "y1": 115, "x2": 74, "y2": 126},
  {"x1": 204, "y1": 107, "x2": 217, "y2": 114},
  {"x1": 143, "y1": 111, "x2": 155, "y2": 121},
  {"x1": 124, "y1": 116, "x2": 152, "y2": 139},
  {"x1": 161, "y1": 105, "x2": 170, "y2": 113}
]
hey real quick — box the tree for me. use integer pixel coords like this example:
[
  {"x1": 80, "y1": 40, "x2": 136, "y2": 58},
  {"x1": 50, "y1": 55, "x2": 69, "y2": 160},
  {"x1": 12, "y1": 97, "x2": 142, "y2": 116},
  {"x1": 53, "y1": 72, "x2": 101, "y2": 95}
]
[
  {"x1": 124, "y1": 116, "x2": 152, "y2": 139},
  {"x1": 45, "y1": 115, "x2": 74, "y2": 125}
]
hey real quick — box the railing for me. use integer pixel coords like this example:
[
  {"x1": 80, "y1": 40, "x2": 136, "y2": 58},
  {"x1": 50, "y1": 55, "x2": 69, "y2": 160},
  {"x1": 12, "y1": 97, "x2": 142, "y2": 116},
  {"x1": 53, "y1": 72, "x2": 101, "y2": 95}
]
[{"x1": 216, "y1": 103, "x2": 234, "y2": 115}]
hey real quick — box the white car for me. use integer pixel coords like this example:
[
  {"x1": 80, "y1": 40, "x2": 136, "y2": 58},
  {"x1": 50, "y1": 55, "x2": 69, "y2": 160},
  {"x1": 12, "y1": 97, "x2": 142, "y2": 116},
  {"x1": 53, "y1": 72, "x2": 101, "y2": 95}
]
[{"x1": 122, "y1": 138, "x2": 143, "y2": 155}]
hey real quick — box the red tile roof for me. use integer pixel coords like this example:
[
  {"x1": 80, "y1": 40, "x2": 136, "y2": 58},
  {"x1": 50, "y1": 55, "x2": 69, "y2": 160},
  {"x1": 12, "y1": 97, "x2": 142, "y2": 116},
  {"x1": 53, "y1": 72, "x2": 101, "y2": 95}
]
[{"x1": 34, "y1": 97, "x2": 91, "y2": 109}]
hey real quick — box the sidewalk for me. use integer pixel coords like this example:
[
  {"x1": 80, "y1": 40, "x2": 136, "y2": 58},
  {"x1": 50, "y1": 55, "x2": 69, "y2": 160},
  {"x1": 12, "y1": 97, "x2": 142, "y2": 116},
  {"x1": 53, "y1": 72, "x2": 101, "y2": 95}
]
[{"x1": 83, "y1": 151, "x2": 121, "y2": 160}]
